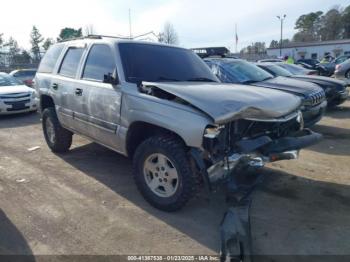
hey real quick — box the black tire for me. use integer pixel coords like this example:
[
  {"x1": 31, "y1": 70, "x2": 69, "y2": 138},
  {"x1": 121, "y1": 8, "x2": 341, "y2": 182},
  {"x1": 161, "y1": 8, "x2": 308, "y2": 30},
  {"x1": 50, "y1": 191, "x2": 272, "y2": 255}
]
[
  {"x1": 345, "y1": 69, "x2": 350, "y2": 79},
  {"x1": 133, "y1": 135, "x2": 199, "y2": 212},
  {"x1": 42, "y1": 107, "x2": 73, "y2": 153}
]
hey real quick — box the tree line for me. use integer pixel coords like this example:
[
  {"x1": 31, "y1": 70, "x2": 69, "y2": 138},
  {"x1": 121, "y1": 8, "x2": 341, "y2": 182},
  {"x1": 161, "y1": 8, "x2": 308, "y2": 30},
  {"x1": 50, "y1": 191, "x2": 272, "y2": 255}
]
[
  {"x1": 0, "y1": 26, "x2": 85, "y2": 66},
  {"x1": 0, "y1": 22, "x2": 178, "y2": 67},
  {"x1": 240, "y1": 4, "x2": 350, "y2": 55}
]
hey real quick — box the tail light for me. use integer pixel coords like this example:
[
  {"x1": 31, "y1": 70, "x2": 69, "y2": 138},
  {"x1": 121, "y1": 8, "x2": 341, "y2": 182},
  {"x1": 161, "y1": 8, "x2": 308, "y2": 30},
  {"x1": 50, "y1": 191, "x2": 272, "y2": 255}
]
[
  {"x1": 24, "y1": 79, "x2": 34, "y2": 87},
  {"x1": 335, "y1": 64, "x2": 341, "y2": 71}
]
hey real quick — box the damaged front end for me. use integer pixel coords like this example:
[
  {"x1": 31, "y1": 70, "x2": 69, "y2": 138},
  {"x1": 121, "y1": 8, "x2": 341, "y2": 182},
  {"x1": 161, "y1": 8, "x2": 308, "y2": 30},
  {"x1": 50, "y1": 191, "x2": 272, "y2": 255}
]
[
  {"x1": 140, "y1": 81, "x2": 322, "y2": 186},
  {"x1": 194, "y1": 111, "x2": 322, "y2": 185}
]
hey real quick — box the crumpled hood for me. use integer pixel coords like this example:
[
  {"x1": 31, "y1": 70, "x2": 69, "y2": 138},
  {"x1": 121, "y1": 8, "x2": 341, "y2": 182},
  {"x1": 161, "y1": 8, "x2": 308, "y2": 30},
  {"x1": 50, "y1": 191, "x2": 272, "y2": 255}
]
[
  {"x1": 143, "y1": 82, "x2": 301, "y2": 124},
  {"x1": 253, "y1": 76, "x2": 321, "y2": 97},
  {"x1": 0, "y1": 85, "x2": 32, "y2": 95}
]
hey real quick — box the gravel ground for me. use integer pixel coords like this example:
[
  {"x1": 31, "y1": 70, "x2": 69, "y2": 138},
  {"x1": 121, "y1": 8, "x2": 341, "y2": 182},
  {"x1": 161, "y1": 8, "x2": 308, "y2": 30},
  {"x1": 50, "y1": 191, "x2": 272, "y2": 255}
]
[{"x1": 0, "y1": 99, "x2": 349, "y2": 259}]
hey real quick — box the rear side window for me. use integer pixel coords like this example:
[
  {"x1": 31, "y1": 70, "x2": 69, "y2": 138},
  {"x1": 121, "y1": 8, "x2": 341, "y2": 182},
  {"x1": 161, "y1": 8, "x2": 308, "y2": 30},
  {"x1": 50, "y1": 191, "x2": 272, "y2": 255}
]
[
  {"x1": 83, "y1": 44, "x2": 115, "y2": 82},
  {"x1": 59, "y1": 48, "x2": 84, "y2": 78},
  {"x1": 38, "y1": 44, "x2": 64, "y2": 73}
]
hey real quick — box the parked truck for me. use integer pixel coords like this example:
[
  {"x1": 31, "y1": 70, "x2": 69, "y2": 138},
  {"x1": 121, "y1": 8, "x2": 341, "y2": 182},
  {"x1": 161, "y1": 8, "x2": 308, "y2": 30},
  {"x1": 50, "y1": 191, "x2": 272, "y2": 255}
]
[{"x1": 35, "y1": 36, "x2": 321, "y2": 211}]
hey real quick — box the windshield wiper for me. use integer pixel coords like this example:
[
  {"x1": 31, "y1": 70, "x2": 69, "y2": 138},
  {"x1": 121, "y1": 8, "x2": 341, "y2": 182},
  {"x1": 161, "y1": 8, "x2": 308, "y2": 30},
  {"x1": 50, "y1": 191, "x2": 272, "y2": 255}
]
[
  {"x1": 261, "y1": 76, "x2": 274, "y2": 81},
  {"x1": 155, "y1": 77, "x2": 180, "y2": 82},
  {"x1": 186, "y1": 77, "x2": 216, "y2": 82},
  {"x1": 241, "y1": 80, "x2": 258, "y2": 84}
]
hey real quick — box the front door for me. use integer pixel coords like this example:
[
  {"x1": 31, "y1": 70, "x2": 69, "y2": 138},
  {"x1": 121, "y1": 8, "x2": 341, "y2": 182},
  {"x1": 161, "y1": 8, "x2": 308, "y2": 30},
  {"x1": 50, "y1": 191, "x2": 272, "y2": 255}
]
[{"x1": 77, "y1": 44, "x2": 122, "y2": 150}]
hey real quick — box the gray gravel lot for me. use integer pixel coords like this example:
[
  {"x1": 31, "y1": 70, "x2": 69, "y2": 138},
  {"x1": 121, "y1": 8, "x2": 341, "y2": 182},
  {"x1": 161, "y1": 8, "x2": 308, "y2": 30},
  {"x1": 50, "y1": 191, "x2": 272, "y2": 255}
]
[{"x1": 0, "y1": 100, "x2": 349, "y2": 258}]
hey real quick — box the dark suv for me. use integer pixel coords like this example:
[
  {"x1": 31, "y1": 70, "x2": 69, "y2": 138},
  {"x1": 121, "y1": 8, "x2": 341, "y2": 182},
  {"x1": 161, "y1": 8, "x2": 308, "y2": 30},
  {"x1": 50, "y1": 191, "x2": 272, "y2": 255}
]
[
  {"x1": 205, "y1": 58, "x2": 327, "y2": 127},
  {"x1": 257, "y1": 62, "x2": 349, "y2": 107}
]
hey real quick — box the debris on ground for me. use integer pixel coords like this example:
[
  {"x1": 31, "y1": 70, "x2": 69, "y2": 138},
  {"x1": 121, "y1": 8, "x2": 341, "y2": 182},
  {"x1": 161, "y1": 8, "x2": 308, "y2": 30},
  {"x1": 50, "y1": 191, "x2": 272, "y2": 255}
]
[
  {"x1": 220, "y1": 171, "x2": 264, "y2": 262},
  {"x1": 27, "y1": 146, "x2": 41, "y2": 152},
  {"x1": 16, "y1": 178, "x2": 27, "y2": 183}
]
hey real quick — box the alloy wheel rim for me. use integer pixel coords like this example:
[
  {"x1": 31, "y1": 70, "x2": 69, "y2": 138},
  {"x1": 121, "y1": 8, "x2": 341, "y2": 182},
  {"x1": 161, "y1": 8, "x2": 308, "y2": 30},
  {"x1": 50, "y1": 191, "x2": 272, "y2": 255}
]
[{"x1": 143, "y1": 153, "x2": 179, "y2": 198}]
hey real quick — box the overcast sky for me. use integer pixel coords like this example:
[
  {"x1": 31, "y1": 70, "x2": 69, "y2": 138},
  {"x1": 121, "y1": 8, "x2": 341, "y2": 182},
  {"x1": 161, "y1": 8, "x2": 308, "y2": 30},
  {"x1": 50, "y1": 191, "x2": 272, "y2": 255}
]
[{"x1": 0, "y1": 0, "x2": 349, "y2": 51}]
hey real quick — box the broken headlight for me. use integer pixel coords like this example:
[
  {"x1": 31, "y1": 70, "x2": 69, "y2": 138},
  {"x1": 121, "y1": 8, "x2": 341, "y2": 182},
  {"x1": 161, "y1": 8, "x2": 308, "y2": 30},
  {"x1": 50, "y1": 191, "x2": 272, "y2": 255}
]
[
  {"x1": 296, "y1": 111, "x2": 304, "y2": 130},
  {"x1": 203, "y1": 125, "x2": 226, "y2": 156},
  {"x1": 204, "y1": 125, "x2": 224, "y2": 139}
]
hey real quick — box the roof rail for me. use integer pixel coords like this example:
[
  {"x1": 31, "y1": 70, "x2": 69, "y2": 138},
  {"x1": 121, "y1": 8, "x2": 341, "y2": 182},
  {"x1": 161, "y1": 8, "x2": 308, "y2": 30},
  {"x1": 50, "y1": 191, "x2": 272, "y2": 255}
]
[
  {"x1": 58, "y1": 35, "x2": 100, "y2": 43},
  {"x1": 58, "y1": 34, "x2": 131, "y2": 43},
  {"x1": 88, "y1": 34, "x2": 131, "y2": 40}
]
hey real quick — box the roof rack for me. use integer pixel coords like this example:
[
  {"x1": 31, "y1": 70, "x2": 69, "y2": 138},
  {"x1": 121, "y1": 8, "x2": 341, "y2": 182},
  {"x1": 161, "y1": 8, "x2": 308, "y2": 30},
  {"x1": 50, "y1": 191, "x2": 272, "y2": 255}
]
[
  {"x1": 88, "y1": 34, "x2": 131, "y2": 40},
  {"x1": 58, "y1": 34, "x2": 131, "y2": 43}
]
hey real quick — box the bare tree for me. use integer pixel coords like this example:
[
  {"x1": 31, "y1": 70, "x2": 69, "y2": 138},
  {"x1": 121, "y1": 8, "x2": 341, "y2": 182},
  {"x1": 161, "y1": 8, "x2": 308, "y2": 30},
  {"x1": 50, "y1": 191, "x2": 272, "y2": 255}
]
[
  {"x1": 158, "y1": 22, "x2": 179, "y2": 45},
  {"x1": 84, "y1": 24, "x2": 95, "y2": 36}
]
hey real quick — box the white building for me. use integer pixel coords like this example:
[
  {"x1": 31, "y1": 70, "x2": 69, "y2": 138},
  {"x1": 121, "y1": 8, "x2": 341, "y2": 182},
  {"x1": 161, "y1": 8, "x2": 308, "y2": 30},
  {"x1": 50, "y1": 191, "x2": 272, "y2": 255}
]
[{"x1": 267, "y1": 39, "x2": 350, "y2": 60}]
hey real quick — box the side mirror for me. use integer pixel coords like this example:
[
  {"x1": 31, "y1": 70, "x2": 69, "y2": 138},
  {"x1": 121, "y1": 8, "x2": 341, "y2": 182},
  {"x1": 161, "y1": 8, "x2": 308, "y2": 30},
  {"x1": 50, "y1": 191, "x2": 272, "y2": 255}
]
[{"x1": 103, "y1": 72, "x2": 119, "y2": 85}]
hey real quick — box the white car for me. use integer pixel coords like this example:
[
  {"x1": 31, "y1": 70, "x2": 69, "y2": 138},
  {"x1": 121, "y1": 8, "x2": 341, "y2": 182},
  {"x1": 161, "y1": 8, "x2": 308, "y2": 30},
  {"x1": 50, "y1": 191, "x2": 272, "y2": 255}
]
[{"x1": 0, "y1": 73, "x2": 38, "y2": 115}]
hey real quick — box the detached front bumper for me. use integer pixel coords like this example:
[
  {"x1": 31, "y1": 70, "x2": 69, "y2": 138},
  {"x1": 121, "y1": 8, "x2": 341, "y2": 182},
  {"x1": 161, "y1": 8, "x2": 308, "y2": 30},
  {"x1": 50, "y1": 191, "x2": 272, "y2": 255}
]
[{"x1": 204, "y1": 129, "x2": 322, "y2": 183}]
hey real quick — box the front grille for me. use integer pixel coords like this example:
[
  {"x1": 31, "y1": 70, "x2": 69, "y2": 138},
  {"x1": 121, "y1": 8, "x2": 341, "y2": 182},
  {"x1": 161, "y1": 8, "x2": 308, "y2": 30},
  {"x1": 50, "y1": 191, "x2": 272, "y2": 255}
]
[
  {"x1": 1, "y1": 93, "x2": 32, "y2": 112},
  {"x1": 4, "y1": 100, "x2": 30, "y2": 111},
  {"x1": 7, "y1": 106, "x2": 30, "y2": 112},
  {"x1": 306, "y1": 90, "x2": 325, "y2": 106},
  {"x1": 232, "y1": 116, "x2": 301, "y2": 141},
  {"x1": 4, "y1": 99, "x2": 30, "y2": 106},
  {"x1": 0, "y1": 92, "x2": 31, "y2": 99}
]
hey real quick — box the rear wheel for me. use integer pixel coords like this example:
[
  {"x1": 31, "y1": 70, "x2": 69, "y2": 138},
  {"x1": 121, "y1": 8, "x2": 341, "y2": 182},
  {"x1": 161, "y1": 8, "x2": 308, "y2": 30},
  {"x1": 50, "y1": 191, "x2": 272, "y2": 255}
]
[
  {"x1": 133, "y1": 135, "x2": 199, "y2": 211},
  {"x1": 42, "y1": 107, "x2": 73, "y2": 153}
]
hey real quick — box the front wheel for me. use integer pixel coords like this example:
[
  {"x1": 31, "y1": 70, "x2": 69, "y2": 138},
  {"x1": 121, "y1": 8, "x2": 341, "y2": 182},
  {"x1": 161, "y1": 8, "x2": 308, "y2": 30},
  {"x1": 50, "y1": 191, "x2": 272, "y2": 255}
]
[
  {"x1": 42, "y1": 107, "x2": 73, "y2": 153},
  {"x1": 133, "y1": 135, "x2": 199, "y2": 212}
]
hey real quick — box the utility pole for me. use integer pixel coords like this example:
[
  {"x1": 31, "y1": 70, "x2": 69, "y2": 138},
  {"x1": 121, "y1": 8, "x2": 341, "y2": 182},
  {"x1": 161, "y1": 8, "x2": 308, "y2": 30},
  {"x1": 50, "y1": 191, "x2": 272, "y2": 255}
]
[
  {"x1": 235, "y1": 23, "x2": 238, "y2": 53},
  {"x1": 129, "y1": 8, "x2": 132, "y2": 39},
  {"x1": 277, "y1": 14, "x2": 286, "y2": 57}
]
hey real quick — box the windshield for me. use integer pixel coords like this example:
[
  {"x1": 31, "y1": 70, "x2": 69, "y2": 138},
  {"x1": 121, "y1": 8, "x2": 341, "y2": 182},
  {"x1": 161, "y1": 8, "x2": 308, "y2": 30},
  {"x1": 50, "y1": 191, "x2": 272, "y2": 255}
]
[
  {"x1": 118, "y1": 43, "x2": 218, "y2": 84},
  {"x1": 0, "y1": 74, "x2": 22, "y2": 87},
  {"x1": 278, "y1": 63, "x2": 307, "y2": 75},
  {"x1": 220, "y1": 60, "x2": 274, "y2": 83},
  {"x1": 262, "y1": 64, "x2": 293, "y2": 77}
]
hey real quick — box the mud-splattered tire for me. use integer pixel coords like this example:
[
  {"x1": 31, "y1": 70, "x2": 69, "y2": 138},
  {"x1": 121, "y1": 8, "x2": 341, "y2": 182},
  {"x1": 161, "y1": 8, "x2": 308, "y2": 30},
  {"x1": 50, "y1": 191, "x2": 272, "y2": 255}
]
[
  {"x1": 133, "y1": 135, "x2": 198, "y2": 212},
  {"x1": 42, "y1": 107, "x2": 72, "y2": 153}
]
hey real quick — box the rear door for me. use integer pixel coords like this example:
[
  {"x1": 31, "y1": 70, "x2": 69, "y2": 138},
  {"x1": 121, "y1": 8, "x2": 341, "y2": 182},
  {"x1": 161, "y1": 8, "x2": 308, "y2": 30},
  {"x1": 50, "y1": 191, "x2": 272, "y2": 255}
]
[
  {"x1": 53, "y1": 45, "x2": 87, "y2": 132},
  {"x1": 77, "y1": 43, "x2": 122, "y2": 150}
]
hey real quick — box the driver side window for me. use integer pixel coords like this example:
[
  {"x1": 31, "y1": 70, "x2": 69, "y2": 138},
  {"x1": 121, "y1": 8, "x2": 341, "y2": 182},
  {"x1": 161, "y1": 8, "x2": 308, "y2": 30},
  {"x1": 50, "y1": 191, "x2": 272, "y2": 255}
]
[{"x1": 83, "y1": 44, "x2": 116, "y2": 82}]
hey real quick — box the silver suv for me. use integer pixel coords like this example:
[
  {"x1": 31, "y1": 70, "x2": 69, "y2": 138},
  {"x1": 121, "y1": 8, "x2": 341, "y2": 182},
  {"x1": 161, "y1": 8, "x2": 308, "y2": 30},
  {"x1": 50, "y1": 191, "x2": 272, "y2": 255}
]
[{"x1": 35, "y1": 36, "x2": 321, "y2": 211}]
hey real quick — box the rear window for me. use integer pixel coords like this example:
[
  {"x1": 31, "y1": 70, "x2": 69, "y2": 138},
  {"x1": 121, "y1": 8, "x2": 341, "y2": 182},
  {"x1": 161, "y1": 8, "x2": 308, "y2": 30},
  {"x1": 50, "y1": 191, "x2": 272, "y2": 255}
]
[
  {"x1": 279, "y1": 64, "x2": 306, "y2": 75},
  {"x1": 38, "y1": 44, "x2": 64, "y2": 73},
  {"x1": 0, "y1": 74, "x2": 22, "y2": 86},
  {"x1": 262, "y1": 64, "x2": 292, "y2": 77},
  {"x1": 59, "y1": 47, "x2": 84, "y2": 78}
]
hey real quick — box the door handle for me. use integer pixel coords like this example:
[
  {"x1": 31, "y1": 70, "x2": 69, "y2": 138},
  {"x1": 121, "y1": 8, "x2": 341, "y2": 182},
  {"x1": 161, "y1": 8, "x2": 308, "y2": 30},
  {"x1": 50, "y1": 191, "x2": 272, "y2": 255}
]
[
  {"x1": 52, "y1": 83, "x2": 58, "y2": 90},
  {"x1": 75, "y1": 88, "x2": 83, "y2": 96}
]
